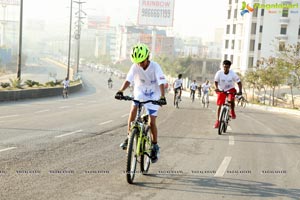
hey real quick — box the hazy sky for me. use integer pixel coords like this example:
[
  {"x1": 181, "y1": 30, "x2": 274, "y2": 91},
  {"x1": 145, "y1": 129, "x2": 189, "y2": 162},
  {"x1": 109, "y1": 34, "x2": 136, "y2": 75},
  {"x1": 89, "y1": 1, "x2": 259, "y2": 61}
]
[{"x1": 24, "y1": 0, "x2": 227, "y2": 41}]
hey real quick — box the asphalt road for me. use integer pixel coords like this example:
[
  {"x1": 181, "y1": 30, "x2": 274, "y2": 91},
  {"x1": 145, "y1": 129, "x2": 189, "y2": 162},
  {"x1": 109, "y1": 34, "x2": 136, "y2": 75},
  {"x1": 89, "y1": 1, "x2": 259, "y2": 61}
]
[{"x1": 0, "y1": 70, "x2": 300, "y2": 200}]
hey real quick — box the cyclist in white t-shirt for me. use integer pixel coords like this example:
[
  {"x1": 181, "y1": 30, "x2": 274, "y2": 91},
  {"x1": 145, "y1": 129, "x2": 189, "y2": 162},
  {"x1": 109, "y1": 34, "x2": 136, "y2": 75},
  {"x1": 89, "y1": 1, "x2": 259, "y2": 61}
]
[
  {"x1": 62, "y1": 77, "x2": 70, "y2": 98},
  {"x1": 190, "y1": 80, "x2": 198, "y2": 101},
  {"x1": 214, "y1": 60, "x2": 242, "y2": 128},
  {"x1": 201, "y1": 80, "x2": 211, "y2": 105},
  {"x1": 173, "y1": 74, "x2": 183, "y2": 106},
  {"x1": 115, "y1": 43, "x2": 167, "y2": 163}
]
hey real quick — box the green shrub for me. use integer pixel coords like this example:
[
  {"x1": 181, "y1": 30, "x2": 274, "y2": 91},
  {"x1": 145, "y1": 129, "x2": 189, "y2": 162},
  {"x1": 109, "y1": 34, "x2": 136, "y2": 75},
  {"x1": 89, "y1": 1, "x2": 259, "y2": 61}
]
[
  {"x1": 45, "y1": 81, "x2": 56, "y2": 87},
  {"x1": 25, "y1": 80, "x2": 40, "y2": 87},
  {"x1": 9, "y1": 78, "x2": 22, "y2": 89},
  {"x1": 1, "y1": 82, "x2": 10, "y2": 88}
]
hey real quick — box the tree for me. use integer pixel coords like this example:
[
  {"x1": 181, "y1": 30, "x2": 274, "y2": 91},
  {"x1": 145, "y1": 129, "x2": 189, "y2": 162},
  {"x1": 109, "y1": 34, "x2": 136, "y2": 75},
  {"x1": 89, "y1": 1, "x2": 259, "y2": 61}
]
[
  {"x1": 154, "y1": 55, "x2": 186, "y2": 77},
  {"x1": 263, "y1": 66, "x2": 286, "y2": 106},
  {"x1": 276, "y1": 42, "x2": 300, "y2": 108},
  {"x1": 244, "y1": 70, "x2": 259, "y2": 102},
  {"x1": 278, "y1": 42, "x2": 300, "y2": 86},
  {"x1": 257, "y1": 69, "x2": 269, "y2": 104}
]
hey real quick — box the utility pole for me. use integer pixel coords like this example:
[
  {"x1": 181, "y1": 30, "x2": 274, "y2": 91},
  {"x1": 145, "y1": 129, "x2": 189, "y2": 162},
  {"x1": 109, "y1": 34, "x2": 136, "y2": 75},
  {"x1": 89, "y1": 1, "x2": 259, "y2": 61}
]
[
  {"x1": 67, "y1": 0, "x2": 73, "y2": 80},
  {"x1": 17, "y1": 0, "x2": 23, "y2": 79},
  {"x1": 73, "y1": 0, "x2": 86, "y2": 78}
]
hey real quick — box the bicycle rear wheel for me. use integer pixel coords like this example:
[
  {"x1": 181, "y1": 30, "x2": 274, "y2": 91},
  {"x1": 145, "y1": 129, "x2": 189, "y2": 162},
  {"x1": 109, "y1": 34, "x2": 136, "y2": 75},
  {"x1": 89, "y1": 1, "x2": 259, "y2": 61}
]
[
  {"x1": 175, "y1": 96, "x2": 179, "y2": 108},
  {"x1": 241, "y1": 100, "x2": 247, "y2": 108},
  {"x1": 218, "y1": 107, "x2": 227, "y2": 135},
  {"x1": 140, "y1": 126, "x2": 151, "y2": 174},
  {"x1": 62, "y1": 89, "x2": 67, "y2": 98},
  {"x1": 126, "y1": 128, "x2": 139, "y2": 184}
]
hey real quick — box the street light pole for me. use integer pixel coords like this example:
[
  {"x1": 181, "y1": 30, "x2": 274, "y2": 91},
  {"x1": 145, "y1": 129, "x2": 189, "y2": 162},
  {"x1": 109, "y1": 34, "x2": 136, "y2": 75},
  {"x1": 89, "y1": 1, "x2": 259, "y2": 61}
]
[
  {"x1": 73, "y1": 0, "x2": 86, "y2": 78},
  {"x1": 17, "y1": 0, "x2": 23, "y2": 79},
  {"x1": 67, "y1": 0, "x2": 73, "y2": 80}
]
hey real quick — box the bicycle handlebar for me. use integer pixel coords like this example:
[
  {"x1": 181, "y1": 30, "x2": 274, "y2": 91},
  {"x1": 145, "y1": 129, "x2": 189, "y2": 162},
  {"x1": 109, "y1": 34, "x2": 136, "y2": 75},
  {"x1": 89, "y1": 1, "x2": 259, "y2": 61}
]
[
  {"x1": 117, "y1": 96, "x2": 162, "y2": 105},
  {"x1": 217, "y1": 90, "x2": 236, "y2": 94}
]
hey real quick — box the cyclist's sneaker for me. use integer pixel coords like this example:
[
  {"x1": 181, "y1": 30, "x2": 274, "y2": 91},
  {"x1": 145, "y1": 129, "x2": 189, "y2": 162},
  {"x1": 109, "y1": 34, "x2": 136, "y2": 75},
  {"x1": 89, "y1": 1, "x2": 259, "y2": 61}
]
[
  {"x1": 120, "y1": 138, "x2": 128, "y2": 150},
  {"x1": 230, "y1": 110, "x2": 236, "y2": 119},
  {"x1": 150, "y1": 144, "x2": 160, "y2": 163},
  {"x1": 214, "y1": 120, "x2": 220, "y2": 128}
]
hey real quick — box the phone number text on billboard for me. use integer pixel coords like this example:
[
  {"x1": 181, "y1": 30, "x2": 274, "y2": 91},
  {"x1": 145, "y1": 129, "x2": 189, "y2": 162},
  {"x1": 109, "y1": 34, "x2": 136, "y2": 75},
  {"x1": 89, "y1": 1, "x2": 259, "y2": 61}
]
[{"x1": 141, "y1": 8, "x2": 171, "y2": 18}]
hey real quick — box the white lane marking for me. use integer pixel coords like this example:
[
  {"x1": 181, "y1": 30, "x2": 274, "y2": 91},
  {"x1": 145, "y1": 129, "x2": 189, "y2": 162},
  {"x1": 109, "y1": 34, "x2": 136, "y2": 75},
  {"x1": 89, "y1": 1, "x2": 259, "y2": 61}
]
[
  {"x1": 121, "y1": 114, "x2": 129, "y2": 118},
  {"x1": 0, "y1": 147, "x2": 17, "y2": 153},
  {"x1": 60, "y1": 106, "x2": 71, "y2": 109},
  {"x1": 76, "y1": 103, "x2": 84, "y2": 106},
  {"x1": 35, "y1": 109, "x2": 50, "y2": 114},
  {"x1": 227, "y1": 126, "x2": 232, "y2": 131},
  {"x1": 0, "y1": 115, "x2": 19, "y2": 119},
  {"x1": 99, "y1": 120, "x2": 113, "y2": 125},
  {"x1": 214, "y1": 156, "x2": 232, "y2": 177},
  {"x1": 229, "y1": 136, "x2": 235, "y2": 145},
  {"x1": 55, "y1": 130, "x2": 83, "y2": 138}
]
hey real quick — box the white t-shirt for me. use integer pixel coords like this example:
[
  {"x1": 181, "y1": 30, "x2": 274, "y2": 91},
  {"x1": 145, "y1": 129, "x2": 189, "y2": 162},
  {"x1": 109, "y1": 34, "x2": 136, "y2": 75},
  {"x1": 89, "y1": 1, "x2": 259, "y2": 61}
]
[
  {"x1": 126, "y1": 61, "x2": 166, "y2": 102},
  {"x1": 173, "y1": 79, "x2": 183, "y2": 89},
  {"x1": 63, "y1": 80, "x2": 70, "y2": 89},
  {"x1": 214, "y1": 69, "x2": 240, "y2": 91},
  {"x1": 201, "y1": 83, "x2": 211, "y2": 93},
  {"x1": 190, "y1": 82, "x2": 197, "y2": 91}
]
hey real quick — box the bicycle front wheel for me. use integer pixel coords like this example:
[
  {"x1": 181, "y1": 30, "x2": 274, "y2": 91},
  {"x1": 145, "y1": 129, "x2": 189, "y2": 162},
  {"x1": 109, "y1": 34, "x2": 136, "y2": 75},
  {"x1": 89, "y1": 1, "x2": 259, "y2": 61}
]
[
  {"x1": 223, "y1": 109, "x2": 229, "y2": 133},
  {"x1": 140, "y1": 126, "x2": 151, "y2": 174},
  {"x1": 126, "y1": 128, "x2": 139, "y2": 184},
  {"x1": 218, "y1": 107, "x2": 227, "y2": 135}
]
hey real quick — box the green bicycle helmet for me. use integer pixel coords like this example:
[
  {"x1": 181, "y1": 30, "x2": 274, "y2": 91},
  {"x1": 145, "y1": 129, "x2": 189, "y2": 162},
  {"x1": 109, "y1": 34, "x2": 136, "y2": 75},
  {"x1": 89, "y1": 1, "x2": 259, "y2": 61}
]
[{"x1": 131, "y1": 43, "x2": 150, "y2": 64}]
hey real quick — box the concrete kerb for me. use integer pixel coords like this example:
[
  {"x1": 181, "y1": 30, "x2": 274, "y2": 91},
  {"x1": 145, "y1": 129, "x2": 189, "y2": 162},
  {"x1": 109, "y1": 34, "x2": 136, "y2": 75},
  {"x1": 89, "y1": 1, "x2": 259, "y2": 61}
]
[
  {"x1": 0, "y1": 81, "x2": 83, "y2": 102},
  {"x1": 246, "y1": 103, "x2": 300, "y2": 117}
]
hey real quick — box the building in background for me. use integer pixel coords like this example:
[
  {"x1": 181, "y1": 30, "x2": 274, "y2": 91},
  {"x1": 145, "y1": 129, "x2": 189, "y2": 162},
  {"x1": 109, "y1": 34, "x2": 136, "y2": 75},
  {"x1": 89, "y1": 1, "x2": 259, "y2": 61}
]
[
  {"x1": 0, "y1": 1, "x2": 20, "y2": 67},
  {"x1": 223, "y1": 0, "x2": 300, "y2": 74}
]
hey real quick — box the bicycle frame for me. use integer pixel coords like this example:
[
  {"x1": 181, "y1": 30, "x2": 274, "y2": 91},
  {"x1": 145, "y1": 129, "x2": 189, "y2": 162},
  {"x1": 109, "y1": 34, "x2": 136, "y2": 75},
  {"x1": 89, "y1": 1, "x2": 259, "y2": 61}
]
[
  {"x1": 130, "y1": 107, "x2": 151, "y2": 157},
  {"x1": 119, "y1": 96, "x2": 160, "y2": 184}
]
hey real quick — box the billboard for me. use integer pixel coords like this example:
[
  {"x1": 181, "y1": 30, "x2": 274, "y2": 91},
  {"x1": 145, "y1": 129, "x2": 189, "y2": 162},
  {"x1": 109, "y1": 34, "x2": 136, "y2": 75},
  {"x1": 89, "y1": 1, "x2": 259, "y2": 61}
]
[
  {"x1": 87, "y1": 16, "x2": 110, "y2": 30},
  {"x1": 0, "y1": 0, "x2": 20, "y2": 5},
  {"x1": 138, "y1": 0, "x2": 175, "y2": 27}
]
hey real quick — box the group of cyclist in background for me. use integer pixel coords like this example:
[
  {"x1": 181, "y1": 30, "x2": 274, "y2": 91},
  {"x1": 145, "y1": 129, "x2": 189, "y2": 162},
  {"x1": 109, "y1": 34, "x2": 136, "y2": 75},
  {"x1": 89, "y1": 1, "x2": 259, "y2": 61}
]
[
  {"x1": 115, "y1": 43, "x2": 243, "y2": 165},
  {"x1": 171, "y1": 60, "x2": 242, "y2": 129},
  {"x1": 172, "y1": 74, "x2": 213, "y2": 107}
]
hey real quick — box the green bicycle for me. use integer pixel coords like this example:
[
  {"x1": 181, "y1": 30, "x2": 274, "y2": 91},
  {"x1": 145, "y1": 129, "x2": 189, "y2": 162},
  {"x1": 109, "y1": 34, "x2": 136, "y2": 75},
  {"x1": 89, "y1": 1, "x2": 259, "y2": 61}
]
[{"x1": 119, "y1": 96, "x2": 161, "y2": 184}]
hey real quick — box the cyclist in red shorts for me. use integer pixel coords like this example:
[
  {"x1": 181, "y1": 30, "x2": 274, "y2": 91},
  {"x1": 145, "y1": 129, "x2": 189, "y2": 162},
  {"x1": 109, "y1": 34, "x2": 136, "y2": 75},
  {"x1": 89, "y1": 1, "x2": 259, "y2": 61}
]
[{"x1": 214, "y1": 60, "x2": 242, "y2": 128}]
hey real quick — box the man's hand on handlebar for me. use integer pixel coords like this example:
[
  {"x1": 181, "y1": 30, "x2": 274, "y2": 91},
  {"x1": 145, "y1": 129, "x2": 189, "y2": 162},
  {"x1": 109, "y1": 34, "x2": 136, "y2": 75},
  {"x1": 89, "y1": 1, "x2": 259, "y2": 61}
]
[
  {"x1": 115, "y1": 90, "x2": 124, "y2": 100},
  {"x1": 158, "y1": 96, "x2": 167, "y2": 105}
]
